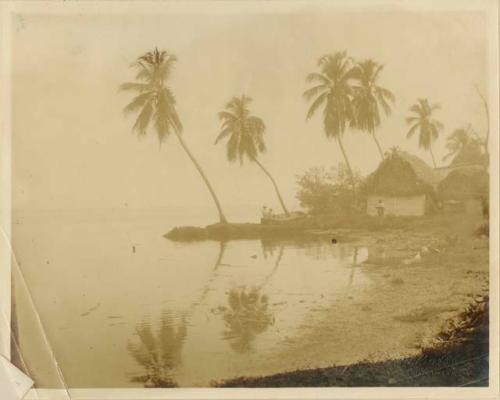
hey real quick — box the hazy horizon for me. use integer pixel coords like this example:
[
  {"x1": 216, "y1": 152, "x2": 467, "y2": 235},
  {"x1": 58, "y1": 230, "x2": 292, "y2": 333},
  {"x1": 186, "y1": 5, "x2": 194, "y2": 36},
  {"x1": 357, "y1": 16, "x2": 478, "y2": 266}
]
[{"x1": 12, "y1": 9, "x2": 488, "y2": 219}]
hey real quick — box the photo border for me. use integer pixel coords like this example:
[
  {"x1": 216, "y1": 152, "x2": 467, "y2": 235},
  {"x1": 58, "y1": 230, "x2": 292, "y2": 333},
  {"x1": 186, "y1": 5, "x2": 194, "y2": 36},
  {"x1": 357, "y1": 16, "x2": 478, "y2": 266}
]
[{"x1": 0, "y1": 1, "x2": 498, "y2": 399}]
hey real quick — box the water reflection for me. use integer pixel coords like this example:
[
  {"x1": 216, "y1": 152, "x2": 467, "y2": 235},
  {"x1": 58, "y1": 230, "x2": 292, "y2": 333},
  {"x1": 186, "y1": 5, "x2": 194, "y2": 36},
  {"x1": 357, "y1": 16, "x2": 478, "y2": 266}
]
[
  {"x1": 348, "y1": 246, "x2": 359, "y2": 286},
  {"x1": 127, "y1": 311, "x2": 187, "y2": 387},
  {"x1": 366, "y1": 245, "x2": 387, "y2": 264},
  {"x1": 261, "y1": 238, "x2": 283, "y2": 259},
  {"x1": 216, "y1": 242, "x2": 285, "y2": 353},
  {"x1": 188, "y1": 241, "x2": 227, "y2": 311},
  {"x1": 218, "y1": 287, "x2": 274, "y2": 354}
]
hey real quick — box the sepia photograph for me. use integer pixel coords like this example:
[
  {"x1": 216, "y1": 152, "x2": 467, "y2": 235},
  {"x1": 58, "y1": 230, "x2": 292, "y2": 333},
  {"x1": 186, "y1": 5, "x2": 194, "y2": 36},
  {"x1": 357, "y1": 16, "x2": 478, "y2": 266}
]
[{"x1": 0, "y1": 1, "x2": 498, "y2": 399}]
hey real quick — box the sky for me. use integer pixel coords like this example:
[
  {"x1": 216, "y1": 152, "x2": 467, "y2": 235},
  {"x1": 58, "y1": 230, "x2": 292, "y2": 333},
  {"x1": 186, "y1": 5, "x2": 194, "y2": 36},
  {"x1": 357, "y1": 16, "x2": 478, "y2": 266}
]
[{"x1": 11, "y1": 5, "x2": 489, "y2": 217}]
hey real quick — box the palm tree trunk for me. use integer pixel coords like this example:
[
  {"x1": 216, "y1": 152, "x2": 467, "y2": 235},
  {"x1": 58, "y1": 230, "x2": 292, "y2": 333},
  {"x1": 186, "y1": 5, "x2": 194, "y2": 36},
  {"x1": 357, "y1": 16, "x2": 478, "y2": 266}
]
[
  {"x1": 336, "y1": 136, "x2": 357, "y2": 198},
  {"x1": 254, "y1": 159, "x2": 290, "y2": 216},
  {"x1": 372, "y1": 130, "x2": 385, "y2": 160},
  {"x1": 429, "y1": 146, "x2": 437, "y2": 168},
  {"x1": 475, "y1": 85, "x2": 490, "y2": 159},
  {"x1": 175, "y1": 132, "x2": 228, "y2": 224}
]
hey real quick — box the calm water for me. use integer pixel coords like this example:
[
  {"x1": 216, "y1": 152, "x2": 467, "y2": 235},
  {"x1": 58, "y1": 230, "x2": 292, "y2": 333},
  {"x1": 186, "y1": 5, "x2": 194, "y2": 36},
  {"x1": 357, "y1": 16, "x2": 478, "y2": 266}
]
[{"x1": 12, "y1": 208, "x2": 370, "y2": 388}]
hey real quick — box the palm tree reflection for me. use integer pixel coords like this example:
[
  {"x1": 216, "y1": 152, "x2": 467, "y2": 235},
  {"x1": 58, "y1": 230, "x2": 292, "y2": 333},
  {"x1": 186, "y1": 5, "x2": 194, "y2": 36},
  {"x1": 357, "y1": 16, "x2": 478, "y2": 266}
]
[
  {"x1": 219, "y1": 287, "x2": 274, "y2": 354},
  {"x1": 127, "y1": 311, "x2": 187, "y2": 387},
  {"x1": 348, "y1": 246, "x2": 359, "y2": 286}
]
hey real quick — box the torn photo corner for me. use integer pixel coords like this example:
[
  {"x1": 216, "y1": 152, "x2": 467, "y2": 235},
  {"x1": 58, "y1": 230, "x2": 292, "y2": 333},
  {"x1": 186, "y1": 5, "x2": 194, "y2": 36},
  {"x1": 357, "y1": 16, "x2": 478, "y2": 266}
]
[
  {"x1": 0, "y1": 0, "x2": 499, "y2": 399},
  {"x1": 0, "y1": 355, "x2": 33, "y2": 400}
]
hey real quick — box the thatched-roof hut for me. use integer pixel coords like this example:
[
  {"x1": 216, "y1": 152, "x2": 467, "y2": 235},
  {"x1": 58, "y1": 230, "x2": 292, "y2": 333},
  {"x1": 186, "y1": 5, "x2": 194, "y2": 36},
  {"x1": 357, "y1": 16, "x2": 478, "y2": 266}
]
[
  {"x1": 362, "y1": 151, "x2": 438, "y2": 216},
  {"x1": 437, "y1": 166, "x2": 488, "y2": 214}
]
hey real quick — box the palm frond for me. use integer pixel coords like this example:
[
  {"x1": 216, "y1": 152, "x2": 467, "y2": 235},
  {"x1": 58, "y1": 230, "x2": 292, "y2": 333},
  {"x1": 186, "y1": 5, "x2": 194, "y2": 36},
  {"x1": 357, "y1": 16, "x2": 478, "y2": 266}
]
[
  {"x1": 154, "y1": 54, "x2": 177, "y2": 82},
  {"x1": 247, "y1": 116, "x2": 265, "y2": 134},
  {"x1": 409, "y1": 103, "x2": 424, "y2": 116},
  {"x1": 134, "y1": 62, "x2": 153, "y2": 82},
  {"x1": 430, "y1": 102, "x2": 441, "y2": 112},
  {"x1": 406, "y1": 123, "x2": 420, "y2": 139},
  {"x1": 376, "y1": 90, "x2": 392, "y2": 115},
  {"x1": 373, "y1": 63, "x2": 385, "y2": 81},
  {"x1": 123, "y1": 92, "x2": 154, "y2": 115},
  {"x1": 132, "y1": 99, "x2": 154, "y2": 136},
  {"x1": 303, "y1": 84, "x2": 328, "y2": 101},
  {"x1": 306, "y1": 92, "x2": 328, "y2": 120},
  {"x1": 158, "y1": 87, "x2": 182, "y2": 134},
  {"x1": 305, "y1": 72, "x2": 331, "y2": 85},
  {"x1": 226, "y1": 131, "x2": 240, "y2": 163},
  {"x1": 214, "y1": 127, "x2": 232, "y2": 144},
  {"x1": 153, "y1": 110, "x2": 170, "y2": 142},
  {"x1": 119, "y1": 82, "x2": 151, "y2": 93},
  {"x1": 406, "y1": 116, "x2": 419, "y2": 124},
  {"x1": 218, "y1": 111, "x2": 237, "y2": 122},
  {"x1": 378, "y1": 87, "x2": 395, "y2": 103},
  {"x1": 433, "y1": 120, "x2": 444, "y2": 131}
]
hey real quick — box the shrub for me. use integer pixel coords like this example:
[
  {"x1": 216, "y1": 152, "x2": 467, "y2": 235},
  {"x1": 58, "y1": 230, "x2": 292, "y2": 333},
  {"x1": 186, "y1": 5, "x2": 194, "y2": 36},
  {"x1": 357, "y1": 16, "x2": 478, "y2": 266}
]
[{"x1": 296, "y1": 163, "x2": 362, "y2": 215}]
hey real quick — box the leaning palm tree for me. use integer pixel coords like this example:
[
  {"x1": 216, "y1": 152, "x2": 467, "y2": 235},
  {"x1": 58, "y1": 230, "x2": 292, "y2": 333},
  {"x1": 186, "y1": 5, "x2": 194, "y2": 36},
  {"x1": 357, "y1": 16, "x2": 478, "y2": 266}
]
[
  {"x1": 215, "y1": 95, "x2": 289, "y2": 215},
  {"x1": 120, "y1": 48, "x2": 228, "y2": 223},
  {"x1": 303, "y1": 51, "x2": 357, "y2": 196},
  {"x1": 406, "y1": 98, "x2": 443, "y2": 168},
  {"x1": 351, "y1": 59, "x2": 395, "y2": 160}
]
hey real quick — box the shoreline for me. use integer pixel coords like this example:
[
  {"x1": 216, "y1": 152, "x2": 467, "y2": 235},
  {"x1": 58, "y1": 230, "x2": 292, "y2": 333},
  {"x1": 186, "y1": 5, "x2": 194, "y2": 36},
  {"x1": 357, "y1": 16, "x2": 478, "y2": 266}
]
[
  {"x1": 164, "y1": 214, "x2": 446, "y2": 242},
  {"x1": 197, "y1": 213, "x2": 489, "y2": 387},
  {"x1": 215, "y1": 296, "x2": 489, "y2": 387}
]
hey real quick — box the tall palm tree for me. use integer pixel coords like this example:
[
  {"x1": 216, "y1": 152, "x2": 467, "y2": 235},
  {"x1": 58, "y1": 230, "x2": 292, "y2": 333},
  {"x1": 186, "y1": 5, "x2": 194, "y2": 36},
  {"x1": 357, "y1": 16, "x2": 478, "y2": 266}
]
[
  {"x1": 120, "y1": 48, "x2": 228, "y2": 223},
  {"x1": 215, "y1": 95, "x2": 289, "y2": 215},
  {"x1": 351, "y1": 59, "x2": 395, "y2": 160},
  {"x1": 406, "y1": 98, "x2": 443, "y2": 168},
  {"x1": 303, "y1": 51, "x2": 357, "y2": 196}
]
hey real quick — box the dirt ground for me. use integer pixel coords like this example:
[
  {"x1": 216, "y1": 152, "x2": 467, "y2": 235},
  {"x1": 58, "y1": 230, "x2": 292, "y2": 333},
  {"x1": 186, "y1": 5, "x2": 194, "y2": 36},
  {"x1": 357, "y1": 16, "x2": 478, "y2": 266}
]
[{"x1": 215, "y1": 213, "x2": 490, "y2": 386}]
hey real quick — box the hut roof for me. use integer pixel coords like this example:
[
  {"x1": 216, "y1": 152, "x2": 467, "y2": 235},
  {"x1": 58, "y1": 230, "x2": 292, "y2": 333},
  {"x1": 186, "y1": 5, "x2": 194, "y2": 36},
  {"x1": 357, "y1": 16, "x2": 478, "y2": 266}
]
[
  {"x1": 398, "y1": 152, "x2": 442, "y2": 186},
  {"x1": 361, "y1": 151, "x2": 436, "y2": 197},
  {"x1": 437, "y1": 166, "x2": 489, "y2": 200}
]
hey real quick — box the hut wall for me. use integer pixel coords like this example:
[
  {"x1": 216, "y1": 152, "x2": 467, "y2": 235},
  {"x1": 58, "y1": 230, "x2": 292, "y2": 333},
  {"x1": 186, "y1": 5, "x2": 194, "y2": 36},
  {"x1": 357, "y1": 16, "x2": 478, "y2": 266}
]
[
  {"x1": 442, "y1": 199, "x2": 483, "y2": 215},
  {"x1": 465, "y1": 199, "x2": 482, "y2": 214},
  {"x1": 367, "y1": 195, "x2": 426, "y2": 216}
]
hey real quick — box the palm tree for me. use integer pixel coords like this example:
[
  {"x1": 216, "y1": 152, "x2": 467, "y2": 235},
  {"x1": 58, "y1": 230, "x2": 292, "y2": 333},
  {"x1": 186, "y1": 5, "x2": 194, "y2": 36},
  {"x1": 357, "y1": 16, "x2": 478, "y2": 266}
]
[
  {"x1": 406, "y1": 98, "x2": 443, "y2": 168},
  {"x1": 443, "y1": 126, "x2": 474, "y2": 162},
  {"x1": 475, "y1": 85, "x2": 490, "y2": 161},
  {"x1": 215, "y1": 95, "x2": 289, "y2": 215},
  {"x1": 443, "y1": 126, "x2": 486, "y2": 166},
  {"x1": 303, "y1": 51, "x2": 357, "y2": 196},
  {"x1": 351, "y1": 59, "x2": 395, "y2": 160},
  {"x1": 120, "y1": 48, "x2": 228, "y2": 223}
]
